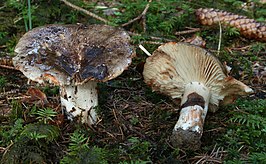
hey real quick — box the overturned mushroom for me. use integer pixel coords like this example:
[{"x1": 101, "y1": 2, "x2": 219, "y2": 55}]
[
  {"x1": 13, "y1": 24, "x2": 135, "y2": 125},
  {"x1": 143, "y1": 42, "x2": 253, "y2": 150}
]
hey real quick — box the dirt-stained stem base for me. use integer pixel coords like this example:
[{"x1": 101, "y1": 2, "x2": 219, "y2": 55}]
[
  {"x1": 170, "y1": 128, "x2": 201, "y2": 150},
  {"x1": 60, "y1": 81, "x2": 98, "y2": 125},
  {"x1": 170, "y1": 82, "x2": 210, "y2": 150},
  {"x1": 171, "y1": 105, "x2": 205, "y2": 150}
]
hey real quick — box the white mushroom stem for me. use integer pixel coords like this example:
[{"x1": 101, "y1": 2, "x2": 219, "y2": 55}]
[
  {"x1": 60, "y1": 81, "x2": 98, "y2": 125},
  {"x1": 171, "y1": 82, "x2": 210, "y2": 149}
]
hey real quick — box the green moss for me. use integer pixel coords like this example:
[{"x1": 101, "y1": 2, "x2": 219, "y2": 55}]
[
  {"x1": 1, "y1": 0, "x2": 265, "y2": 163},
  {"x1": 214, "y1": 99, "x2": 266, "y2": 162}
]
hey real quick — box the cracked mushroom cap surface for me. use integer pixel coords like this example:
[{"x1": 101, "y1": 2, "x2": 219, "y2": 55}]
[
  {"x1": 143, "y1": 42, "x2": 253, "y2": 108},
  {"x1": 13, "y1": 24, "x2": 135, "y2": 86}
]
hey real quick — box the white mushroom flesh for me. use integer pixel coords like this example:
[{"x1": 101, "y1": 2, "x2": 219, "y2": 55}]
[
  {"x1": 174, "y1": 82, "x2": 210, "y2": 135},
  {"x1": 60, "y1": 81, "x2": 98, "y2": 124}
]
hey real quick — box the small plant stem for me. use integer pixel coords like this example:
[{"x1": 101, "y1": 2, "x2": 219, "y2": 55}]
[
  {"x1": 7, "y1": 95, "x2": 31, "y2": 101},
  {"x1": 60, "y1": 0, "x2": 113, "y2": 25},
  {"x1": 139, "y1": 45, "x2": 151, "y2": 56},
  {"x1": 0, "y1": 65, "x2": 16, "y2": 70},
  {"x1": 27, "y1": 0, "x2": 32, "y2": 30},
  {"x1": 122, "y1": 0, "x2": 152, "y2": 28},
  {"x1": 0, "y1": 89, "x2": 19, "y2": 99},
  {"x1": 175, "y1": 27, "x2": 201, "y2": 35},
  {"x1": 217, "y1": 16, "x2": 222, "y2": 56},
  {"x1": 142, "y1": 41, "x2": 163, "y2": 45},
  {"x1": 128, "y1": 31, "x2": 175, "y2": 42},
  {"x1": 2, "y1": 141, "x2": 14, "y2": 157},
  {"x1": 142, "y1": 12, "x2": 147, "y2": 32},
  {"x1": 24, "y1": 16, "x2": 29, "y2": 32},
  {"x1": 0, "y1": 5, "x2": 6, "y2": 10}
]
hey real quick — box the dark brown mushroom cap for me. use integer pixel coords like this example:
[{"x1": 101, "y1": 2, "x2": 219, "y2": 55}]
[{"x1": 13, "y1": 24, "x2": 135, "y2": 85}]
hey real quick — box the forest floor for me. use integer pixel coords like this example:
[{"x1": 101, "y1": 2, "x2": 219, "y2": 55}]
[{"x1": 0, "y1": 0, "x2": 265, "y2": 163}]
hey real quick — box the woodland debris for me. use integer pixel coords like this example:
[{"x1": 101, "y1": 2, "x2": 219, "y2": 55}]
[
  {"x1": 122, "y1": 0, "x2": 152, "y2": 32},
  {"x1": 60, "y1": 0, "x2": 112, "y2": 24},
  {"x1": 184, "y1": 35, "x2": 206, "y2": 47},
  {"x1": 175, "y1": 27, "x2": 201, "y2": 35}
]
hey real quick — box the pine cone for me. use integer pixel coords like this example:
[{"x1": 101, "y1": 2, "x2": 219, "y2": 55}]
[{"x1": 195, "y1": 8, "x2": 266, "y2": 42}]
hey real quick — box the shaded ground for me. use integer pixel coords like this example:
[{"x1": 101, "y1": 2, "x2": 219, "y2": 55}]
[
  {"x1": 0, "y1": 0, "x2": 266, "y2": 163},
  {"x1": 0, "y1": 53, "x2": 265, "y2": 162}
]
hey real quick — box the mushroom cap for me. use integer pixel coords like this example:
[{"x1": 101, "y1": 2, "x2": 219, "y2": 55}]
[
  {"x1": 143, "y1": 42, "x2": 253, "y2": 108},
  {"x1": 13, "y1": 24, "x2": 135, "y2": 85}
]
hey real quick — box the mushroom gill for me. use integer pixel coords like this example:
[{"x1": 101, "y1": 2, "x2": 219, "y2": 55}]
[{"x1": 143, "y1": 42, "x2": 253, "y2": 150}]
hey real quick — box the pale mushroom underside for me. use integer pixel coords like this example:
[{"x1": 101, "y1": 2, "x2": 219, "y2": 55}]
[{"x1": 143, "y1": 42, "x2": 252, "y2": 108}]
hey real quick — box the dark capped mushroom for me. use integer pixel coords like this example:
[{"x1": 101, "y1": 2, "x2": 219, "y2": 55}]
[{"x1": 13, "y1": 24, "x2": 135, "y2": 124}]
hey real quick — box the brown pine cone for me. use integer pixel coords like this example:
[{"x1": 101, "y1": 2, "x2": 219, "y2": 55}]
[{"x1": 195, "y1": 8, "x2": 266, "y2": 42}]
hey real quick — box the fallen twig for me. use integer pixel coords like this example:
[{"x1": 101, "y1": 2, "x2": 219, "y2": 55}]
[
  {"x1": 0, "y1": 89, "x2": 20, "y2": 98},
  {"x1": 228, "y1": 45, "x2": 251, "y2": 51},
  {"x1": 142, "y1": 10, "x2": 147, "y2": 32},
  {"x1": 190, "y1": 144, "x2": 226, "y2": 163},
  {"x1": 122, "y1": 0, "x2": 152, "y2": 28},
  {"x1": 0, "y1": 65, "x2": 16, "y2": 70},
  {"x1": 0, "y1": 5, "x2": 6, "y2": 10},
  {"x1": 217, "y1": 15, "x2": 222, "y2": 56},
  {"x1": 2, "y1": 141, "x2": 13, "y2": 157},
  {"x1": 175, "y1": 27, "x2": 201, "y2": 35},
  {"x1": 112, "y1": 107, "x2": 125, "y2": 140},
  {"x1": 205, "y1": 127, "x2": 224, "y2": 133},
  {"x1": 128, "y1": 31, "x2": 175, "y2": 42},
  {"x1": 60, "y1": 0, "x2": 112, "y2": 25},
  {"x1": 139, "y1": 45, "x2": 151, "y2": 56},
  {"x1": 142, "y1": 41, "x2": 164, "y2": 45},
  {"x1": 7, "y1": 95, "x2": 31, "y2": 101}
]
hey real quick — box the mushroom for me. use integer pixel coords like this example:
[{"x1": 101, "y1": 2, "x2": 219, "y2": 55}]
[
  {"x1": 143, "y1": 42, "x2": 253, "y2": 150},
  {"x1": 13, "y1": 24, "x2": 135, "y2": 125}
]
